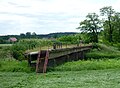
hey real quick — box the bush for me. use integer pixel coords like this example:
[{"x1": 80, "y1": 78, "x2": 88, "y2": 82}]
[
  {"x1": 11, "y1": 44, "x2": 26, "y2": 61},
  {"x1": 0, "y1": 59, "x2": 32, "y2": 72},
  {"x1": 57, "y1": 34, "x2": 82, "y2": 44},
  {"x1": 11, "y1": 39, "x2": 53, "y2": 60},
  {"x1": 0, "y1": 45, "x2": 11, "y2": 59}
]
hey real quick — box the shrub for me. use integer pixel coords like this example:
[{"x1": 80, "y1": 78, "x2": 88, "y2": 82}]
[
  {"x1": 11, "y1": 39, "x2": 53, "y2": 60},
  {"x1": 0, "y1": 45, "x2": 11, "y2": 59},
  {"x1": 0, "y1": 59, "x2": 32, "y2": 72},
  {"x1": 11, "y1": 44, "x2": 26, "y2": 61},
  {"x1": 57, "y1": 34, "x2": 82, "y2": 44}
]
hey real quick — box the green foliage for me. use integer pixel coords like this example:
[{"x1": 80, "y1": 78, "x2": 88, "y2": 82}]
[
  {"x1": 116, "y1": 43, "x2": 120, "y2": 50},
  {"x1": 1, "y1": 43, "x2": 120, "y2": 87},
  {"x1": 77, "y1": 13, "x2": 101, "y2": 43},
  {"x1": 97, "y1": 44, "x2": 120, "y2": 52},
  {"x1": 54, "y1": 58, "x2": 120, "y2": 71},
  {"x1": 0, "y1": 39, "x2": 11, "y2": 44},
  {"x1": 19, "y1": 39, "x2": 53, "y2": 48},
  {"x1": 0, "y1": 45, "x2": 12, "y2": 59},
  {"x1": 11, "y1": 43, "x2": 26, "y2": 61},
  {"x1": 80, "y1": 33, "x2": 91, "y2": 43},
  {"x1": 0, "y1": 60, "x2": 32, "y2": 72},
  {"x1": 1, "y1": 69, "x2": 120, "y2": 88},
  {"x1": 86, "y1": 44, "x2": 120, "y2": 59},
  {"x1": 100, "y1": 6, "x2": 120, "y2": 43},
  {"x1": 76, "y1": 6, "x2": 119, "y2": 44},
  {"x1": 50, "y1": 44, "x2": 120, "y2": 71},
  {"x1": 57, "y1": 34, "x2": 81, "y2": 44},
  {"x1": 11, "y1": 39, "x2": 53, "y2": 60},
  {"x1": 113, "y1": 43, "x2": 120, "y2": 51},
  {"x1": 86, "y1": 52, "x2": 120, "y2": 59},
  {"x1": 92, "y1": 43, "x2": 99, "y2": 49},
  {"x1": 112, "y1": 13, "x2": 120, "y2": 43},
  {"x1": 100, "y1": 6, "x2": 114, "y2": 42}
]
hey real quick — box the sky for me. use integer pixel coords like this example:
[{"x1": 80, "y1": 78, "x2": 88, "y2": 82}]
[{"x1": 0, "y1": 0, "x2": 120, "y2": 35}]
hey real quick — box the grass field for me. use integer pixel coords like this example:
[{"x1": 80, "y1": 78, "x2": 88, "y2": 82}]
[
  {"x1": 53, "y1": 58, "x2": 120, "y2": 71},
  {"x1": 0, "y1": 60, "x2": 32, "y2": 72},
  {"x1": 1, "y1": 58, "x2": 120, "y2": 88},
  {"x1": 0, "y1": 43, "x2": 120, "y2": 88},
  {"x1": 1, "y1": 69, "x2": 120, "y2": 88},
  {"x1": 0, "y1": 44, "x2": 12, "y2": 59},
  {"x1": 0, "y1": 44, "x2": 12, "y2": 47}
]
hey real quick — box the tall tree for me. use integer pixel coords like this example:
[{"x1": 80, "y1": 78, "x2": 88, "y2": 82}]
[
  {"x1": 100, "y1": 6, "x2": 115, "y2": 42},
  {"x1": 112, "y1": 12, "x2": 120, "y2": 42},
  {"x1": 77, "y1": 13, "x2": 101, "y2": 43}
]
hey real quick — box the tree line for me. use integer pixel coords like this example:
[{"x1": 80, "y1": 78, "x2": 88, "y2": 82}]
[{"x1": 0, "y1": 32, "x2": 77, "y2": 44}]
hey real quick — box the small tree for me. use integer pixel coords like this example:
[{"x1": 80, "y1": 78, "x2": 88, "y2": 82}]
[{"x1": 100, "y1": 6, "x2": 115, "y2": 42}]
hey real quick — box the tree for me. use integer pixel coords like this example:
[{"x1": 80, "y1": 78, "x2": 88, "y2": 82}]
[
  {"x1": 77, "y1": 13, "x2": 101, "y2": 43},
  {"x1": 20, "y1": 33, "x2": 25, "y2": 38},
  {"x1": 26, "y1": 32, "x2": 31, "y2": 38},
  {"x1": 112, "y1": 12, "x2": 120, "y2": 42},
  {"x1": 100, "y1": 6, "x2": 115, "y2": 42}
]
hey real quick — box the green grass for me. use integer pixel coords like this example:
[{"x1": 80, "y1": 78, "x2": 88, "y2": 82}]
[
  {"x1": 0, "y1": 44, "x2": 12, "y2": 47},
  {"x1": 53, "y1": 58, "x2": 120, "y2": 71},
  {"x1": 98, "y1": 44, "x2": 120, "y2": 52},
  {"x1": 0, "y1": 44, "x2": 12, "y2": 59},
  {"x1": 86, "y1": 51, "x2": 120, "y2": 59},
  {"x1": 0, "y1": 43, "x2": 120, "y2": 88},
  {"x1": 86, "y1": 44, "x2": 120, "y2": 59},
  {"x1": 1, "y1": 58, "x2": 120, "y2": 73},
  {"x1": 0, "y1": 60, "x2": 32, "y2": 72},
  {"x1": 1, "y1": 69, "x2": 120, "y2": 88}
]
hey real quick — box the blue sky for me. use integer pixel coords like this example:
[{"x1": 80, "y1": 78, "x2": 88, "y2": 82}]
[{"x1": 0, "y1": 0, "x2": 119, "y2": 35}]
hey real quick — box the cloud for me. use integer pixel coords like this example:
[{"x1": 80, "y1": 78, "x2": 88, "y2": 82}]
[{"x1": 0, "y1": 0, "x2": 119, "y2": 35}]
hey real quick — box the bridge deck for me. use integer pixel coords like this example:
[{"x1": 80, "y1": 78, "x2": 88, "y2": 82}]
[{"x1": 25, "y1": 45, "x2": 92, "y2": 73}]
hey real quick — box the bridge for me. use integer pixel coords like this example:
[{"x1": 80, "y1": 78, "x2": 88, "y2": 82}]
[{"x1": 25, "y1": 45, "x2": 93, "y2": 73}]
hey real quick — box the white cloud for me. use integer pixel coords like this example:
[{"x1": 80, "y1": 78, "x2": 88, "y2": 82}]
[{"x1": 0, "y1": 0, "x2": 119, "y2": 35}]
